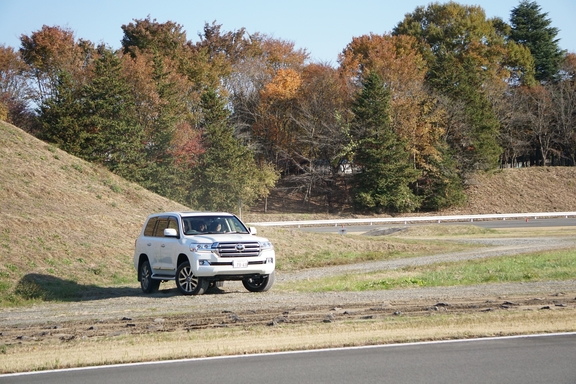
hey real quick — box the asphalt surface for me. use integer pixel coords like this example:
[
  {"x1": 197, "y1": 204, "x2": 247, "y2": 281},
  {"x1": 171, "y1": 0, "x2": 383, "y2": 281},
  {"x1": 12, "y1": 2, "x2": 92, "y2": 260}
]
[{"x1": 2, "y1": 333, "x2": 575, "y2": 384}]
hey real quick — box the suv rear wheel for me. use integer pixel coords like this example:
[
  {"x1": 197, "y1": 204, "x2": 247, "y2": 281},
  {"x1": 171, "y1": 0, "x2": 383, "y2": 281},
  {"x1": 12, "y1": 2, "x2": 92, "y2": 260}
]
[
  {"x1": 140, "y1": 260, "x2": 160, "y2": 293},
  {"x1": 242, "y1": 271, "x2": 275, "y2": 292},
  {"x1": 176, "y1": 261, "x2": 208, "y2": 295}
]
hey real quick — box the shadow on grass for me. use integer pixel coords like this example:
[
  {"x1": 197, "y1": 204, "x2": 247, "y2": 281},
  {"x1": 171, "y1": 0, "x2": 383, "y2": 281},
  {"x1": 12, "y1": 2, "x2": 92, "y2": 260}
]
[{"x1": 14, "y1": 274, "x2": 230, "y2": 302}]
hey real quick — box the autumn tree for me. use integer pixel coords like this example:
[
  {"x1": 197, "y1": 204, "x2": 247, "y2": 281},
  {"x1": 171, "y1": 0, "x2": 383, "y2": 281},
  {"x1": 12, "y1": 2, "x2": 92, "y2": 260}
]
[
  {"x1": 120, "y1": 18, "x2": 206, "y2": 201},
  {"x1": 510, "y1": 1, "x2": 565, "y2": 82},
  {"x1": 351, "y1": 73, "x2": 420, "y2": 213},
  {"x1": 551, "y1": 54, "x2": 576, "y2": 164},
  {"x1": 393, "y1": 2, "x2": 534, "y2": 171},
  {"x1": 20, "y1": 26, "x2": 95, "y2": 106},
  {"x1": 236, "y1": 35, "x2": 309, "y2": 166},
  {"x1": 0, "y1": 45, "x2": 34, "y2": 129},
  {"x1": 339, "y1": 34, "x2": 443, "y2": 165},
  {"x1": 339, "y1": 33, "x2": 464, "y2": 209},
  {"x1": 283, "y1": 63, "x2": 352, "y2": 209}
]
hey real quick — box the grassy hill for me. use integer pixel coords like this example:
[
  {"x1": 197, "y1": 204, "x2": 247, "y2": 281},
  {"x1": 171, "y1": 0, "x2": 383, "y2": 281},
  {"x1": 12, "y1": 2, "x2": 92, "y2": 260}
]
[
  {"x1": 0, "y1": 121, "x2": 188, "y2": 304},
  {"x1": 1, "y1": 120, "x2": 576, "y2": 304}
]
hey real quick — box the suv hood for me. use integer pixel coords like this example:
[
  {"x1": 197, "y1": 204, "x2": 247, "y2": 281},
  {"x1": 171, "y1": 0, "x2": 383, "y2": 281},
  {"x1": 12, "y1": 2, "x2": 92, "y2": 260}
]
[{"x1": 186, "y1": 233, "x2": 268, "y2": 243}]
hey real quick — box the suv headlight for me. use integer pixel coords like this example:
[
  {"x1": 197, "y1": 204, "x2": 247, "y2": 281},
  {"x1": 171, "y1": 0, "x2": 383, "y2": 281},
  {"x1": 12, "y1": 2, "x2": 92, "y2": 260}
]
[
  {"x1": 190, "y1": 243, "x2": 217, "y2": 252},
  {"x1": 259, "y1": 241, "x2": 274, "y2": 250}
]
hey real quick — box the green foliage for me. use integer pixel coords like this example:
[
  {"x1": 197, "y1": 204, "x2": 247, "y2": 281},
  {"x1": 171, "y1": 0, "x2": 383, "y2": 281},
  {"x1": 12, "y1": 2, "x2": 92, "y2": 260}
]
[
  {"x1": 81, "y1": 48, "x2": 145, "y2": 180},
  {"x1": 417, "y1": 145, "x2": 466, "y2": 210},
  {"x1": 121, "y1": 16, "x2": 188, "y2": 60},
  {"x1": 39, "y1": 48, "x2": 146, "y2": 182},
  {"x1": 350, "y1": 73, "x2": 421, "y2": 213},
  {"x1": 190, "y1": 88, "x2": 278, "y2": 213},
  {"x1": 510, "y1": 1, "x2": 565, "y2": 82},
  {"x1": 38, "y1": 70, "x2": 87, "y2": 154}
]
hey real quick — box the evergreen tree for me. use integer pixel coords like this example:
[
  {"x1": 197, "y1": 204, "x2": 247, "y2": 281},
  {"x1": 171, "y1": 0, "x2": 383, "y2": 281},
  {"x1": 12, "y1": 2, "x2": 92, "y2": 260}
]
[
  {"x1": 138, "y1": 54, "x2": 187, "y2": 201},
  {"x1": 417, "y1": 144, "x2": 466, "y2": 211},
  {"x1": 351, "y1": 73, "x2": 421, "y2": 213},
  {"x1": 190, "y1": 88, "x2": 277, "y2": 213},
  {"x1": 81, "y1": 47, "x2": 145, "y2": 181},
  {"x1": 38, "y1": 70, "x2": 87, "y2": 154},
  {"x1": 510, "y1": 1, "x2": 565, "y2": 82}
]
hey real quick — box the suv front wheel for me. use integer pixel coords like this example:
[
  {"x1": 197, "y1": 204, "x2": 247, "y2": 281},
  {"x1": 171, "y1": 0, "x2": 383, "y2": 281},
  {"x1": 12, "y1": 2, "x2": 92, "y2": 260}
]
[
  {"x1": 242, "y1": 271, "x2": 275, "y2": 292},
  {"x1": 176, "y1": 261, "x2": 208, "y2": 295}
]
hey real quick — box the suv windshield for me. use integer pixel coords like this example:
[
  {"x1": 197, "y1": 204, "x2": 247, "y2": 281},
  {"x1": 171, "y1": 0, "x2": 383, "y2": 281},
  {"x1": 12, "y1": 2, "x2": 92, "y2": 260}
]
[{"x1": 182, "y1": 215, "x2": 249, "y2": 235}]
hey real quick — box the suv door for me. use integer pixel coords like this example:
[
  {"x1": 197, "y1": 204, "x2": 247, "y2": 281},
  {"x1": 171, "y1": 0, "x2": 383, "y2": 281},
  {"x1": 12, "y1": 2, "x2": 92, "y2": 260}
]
[
  {"x1": 146, "y1": 216, "x2": 170, "y2": 272},
  {"x1": 140, "y1": 217, "x2": 163, "y2": 272}
]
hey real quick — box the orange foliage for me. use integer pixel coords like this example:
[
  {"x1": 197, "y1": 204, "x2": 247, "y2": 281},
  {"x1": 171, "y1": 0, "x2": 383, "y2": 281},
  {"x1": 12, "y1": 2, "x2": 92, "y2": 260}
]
[
  {"x1": 258, "y1": 36, "x2": 308, "y2": 72},
  {"x1": 562, "y1": 53, "x2": 576, "y2": 78},
  {"x1": 260, "y1": 68, "x2": 302, "y2": 101},
  {"x1": 20, "y1": 25, "x2": 93, "y2": 79},
  {"x1": 339, "y1": 34, "x2": 426, "y2": 94}
]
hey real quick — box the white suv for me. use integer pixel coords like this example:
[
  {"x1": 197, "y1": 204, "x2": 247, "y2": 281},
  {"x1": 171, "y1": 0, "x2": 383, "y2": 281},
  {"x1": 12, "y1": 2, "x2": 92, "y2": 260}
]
[{"x1": 133, "y1": 212, "x2": 275, "y2": 295}]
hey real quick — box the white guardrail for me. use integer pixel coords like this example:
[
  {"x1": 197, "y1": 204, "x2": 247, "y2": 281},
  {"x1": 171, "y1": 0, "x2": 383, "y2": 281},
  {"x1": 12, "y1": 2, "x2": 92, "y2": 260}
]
[{"x1": 247, "y1": 212, "x2": 576, "y2": 228}]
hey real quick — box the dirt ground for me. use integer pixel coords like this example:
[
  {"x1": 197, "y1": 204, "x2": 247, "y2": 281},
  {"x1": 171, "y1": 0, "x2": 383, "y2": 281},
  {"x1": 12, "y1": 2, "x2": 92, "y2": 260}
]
[{"x1": 1, "y1": 292, "x2": 574, "y2": 348}]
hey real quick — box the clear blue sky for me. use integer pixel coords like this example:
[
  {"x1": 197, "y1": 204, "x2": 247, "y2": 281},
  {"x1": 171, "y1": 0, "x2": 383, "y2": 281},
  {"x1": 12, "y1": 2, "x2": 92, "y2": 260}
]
[{"x1": 1, "y1": 0, "x2": 574, "y2": 64}]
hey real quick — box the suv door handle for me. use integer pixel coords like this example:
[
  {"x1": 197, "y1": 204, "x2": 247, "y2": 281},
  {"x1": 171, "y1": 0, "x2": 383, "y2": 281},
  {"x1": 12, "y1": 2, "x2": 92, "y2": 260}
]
[
  {"x1": 161, "y1": 244, "x2": 166, "y2": 248},
  {"x1": 147, "y1": 243, "x2": 152, "y2": 246}
]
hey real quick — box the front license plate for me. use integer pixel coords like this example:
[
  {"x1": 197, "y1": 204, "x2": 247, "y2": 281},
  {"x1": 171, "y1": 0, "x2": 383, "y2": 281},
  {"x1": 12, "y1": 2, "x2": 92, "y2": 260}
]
[{"x1": 233, "y1": 260, "x2": 248, "y2": 268}]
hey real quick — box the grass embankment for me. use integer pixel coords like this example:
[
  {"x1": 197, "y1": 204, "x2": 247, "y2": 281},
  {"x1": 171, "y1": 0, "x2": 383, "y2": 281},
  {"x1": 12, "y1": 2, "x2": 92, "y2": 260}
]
[{"x1": 0, "y1": 121, "x2": 187, "y2": 306}]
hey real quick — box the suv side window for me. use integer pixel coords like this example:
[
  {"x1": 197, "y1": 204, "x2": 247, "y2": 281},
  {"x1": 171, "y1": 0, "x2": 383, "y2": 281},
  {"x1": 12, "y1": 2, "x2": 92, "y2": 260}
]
[
  {"x1": 167, "y1": 217, "x2": 179, "y2": 237},
  {"x1": 151, "y1": 216, "x2": 180, "y2": 237},
  {"x1": 143, "y1": 217, "x2": 158, "y2": 237},
  {"x1": 153, "y1": 218, "x2": 169, "y2": 237}
]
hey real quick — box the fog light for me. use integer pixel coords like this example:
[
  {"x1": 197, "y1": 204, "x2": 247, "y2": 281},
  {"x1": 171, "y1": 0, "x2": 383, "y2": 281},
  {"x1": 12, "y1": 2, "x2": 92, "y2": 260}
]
[
  {"x1": 266, "y1": 257, "x2": 274, "y2": 264},
  {"x1": 199, "y1": 260, "x2": 210, "y2": 266}
]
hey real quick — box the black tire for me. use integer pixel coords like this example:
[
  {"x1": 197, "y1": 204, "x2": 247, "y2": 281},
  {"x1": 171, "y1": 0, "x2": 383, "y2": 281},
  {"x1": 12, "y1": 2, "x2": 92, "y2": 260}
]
[
  {"x1": 139, "y1": 260, "x2": 160, "y2": 293},
  {"x1": 175, "y1": 261, "x2": 208, "y2": 295},
  {"x1": 242, "y1": 271, "x2": 275, "y2": 292}
]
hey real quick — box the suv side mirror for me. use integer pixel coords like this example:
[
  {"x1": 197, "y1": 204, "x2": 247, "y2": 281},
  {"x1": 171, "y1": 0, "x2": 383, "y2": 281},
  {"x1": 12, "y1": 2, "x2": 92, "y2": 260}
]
[
  {"x1": 164, "y1": 228, "x2": 178, "y2": 237},
  {"x1": 249, "y1": 226, "x2": 257, "y2": 235}
]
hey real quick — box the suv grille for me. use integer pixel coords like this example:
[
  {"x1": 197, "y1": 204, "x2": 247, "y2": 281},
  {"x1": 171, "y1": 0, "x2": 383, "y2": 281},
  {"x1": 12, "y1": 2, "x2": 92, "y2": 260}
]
[{"x1": 216, "y1": 242, "x2": 261, "y2": 257}]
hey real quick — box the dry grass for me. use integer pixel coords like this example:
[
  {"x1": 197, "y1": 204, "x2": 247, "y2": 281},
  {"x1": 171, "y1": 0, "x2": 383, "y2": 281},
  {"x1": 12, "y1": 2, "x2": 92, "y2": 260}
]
[
  {"x1": 0, "y1": 121, "x2": 187, "y2": 302},
  {"x1": 1, "y1": 308, "x2": 574, "y2": 373}
]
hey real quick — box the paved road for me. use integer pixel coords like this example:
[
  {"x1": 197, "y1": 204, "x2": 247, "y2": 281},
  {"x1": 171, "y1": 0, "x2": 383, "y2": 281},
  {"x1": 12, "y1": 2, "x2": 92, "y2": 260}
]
[
  {"x1": 2, "y1": 333, "x2": 575, "y2": 384},
  {"x1": 300, "y1": 217, "x2": 576, "y2": 233}
]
